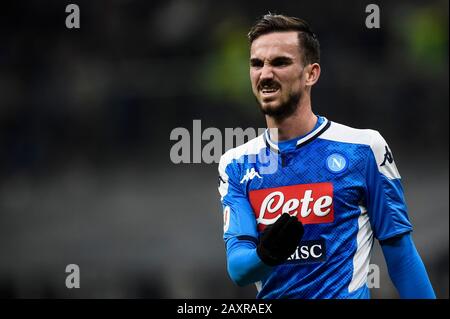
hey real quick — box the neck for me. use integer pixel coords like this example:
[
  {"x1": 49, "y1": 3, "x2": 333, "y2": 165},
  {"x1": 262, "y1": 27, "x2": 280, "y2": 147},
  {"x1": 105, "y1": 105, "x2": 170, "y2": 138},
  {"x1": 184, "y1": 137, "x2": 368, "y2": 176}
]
[{"x1": 265, "y1": 95, "x2": 317, "y2": 142}]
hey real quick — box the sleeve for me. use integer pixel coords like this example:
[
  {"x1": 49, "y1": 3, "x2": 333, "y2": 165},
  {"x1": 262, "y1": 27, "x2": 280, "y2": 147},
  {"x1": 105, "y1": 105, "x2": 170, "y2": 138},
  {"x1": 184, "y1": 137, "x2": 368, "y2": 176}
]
[
  {"x1": 218, "y1": 153, "x2": 272, "y2": 286},
  {"x1": 225, "y1": 236, "x2": 272, "y2": 286},
  {"x1": 364, "y1": 131, "x2": 413, "y2": 241},
  {"x1": 381, "y1": 233, "x2": 436, "y2": 298},
  {"x1": 218, "y1": 152, "x2": 259, "y2": 243}
]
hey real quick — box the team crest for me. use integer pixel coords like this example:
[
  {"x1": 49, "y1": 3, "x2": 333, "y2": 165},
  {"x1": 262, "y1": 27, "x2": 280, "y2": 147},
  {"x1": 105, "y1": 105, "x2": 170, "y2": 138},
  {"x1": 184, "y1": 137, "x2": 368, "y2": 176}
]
[{"x1": 326, "y1": 153, "x2": 347, "y2": 173}]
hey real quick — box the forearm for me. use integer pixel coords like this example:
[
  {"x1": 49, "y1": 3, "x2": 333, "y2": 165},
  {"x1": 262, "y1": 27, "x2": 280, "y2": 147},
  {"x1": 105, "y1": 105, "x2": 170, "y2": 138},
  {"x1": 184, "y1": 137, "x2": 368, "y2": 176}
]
[
  {"x1": 381, "y1": 233, "x2": 436, "y2": 299},
  {"x1": 226, "y1": 236, "x2": 273, "y2": 286}
]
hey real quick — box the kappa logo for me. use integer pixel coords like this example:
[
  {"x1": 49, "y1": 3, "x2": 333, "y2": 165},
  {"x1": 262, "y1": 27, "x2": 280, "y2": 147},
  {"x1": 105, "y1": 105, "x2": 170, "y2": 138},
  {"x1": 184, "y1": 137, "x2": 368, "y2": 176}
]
[
  {"x1": 380, "y1": 146, "x2": 393, "y2": 166},
  {"x1": 218, "y1": 175, "x2": 226, "y2": 186},
  {"x1": 240, "y1": 168, "x2": 262, "y2": 184}
]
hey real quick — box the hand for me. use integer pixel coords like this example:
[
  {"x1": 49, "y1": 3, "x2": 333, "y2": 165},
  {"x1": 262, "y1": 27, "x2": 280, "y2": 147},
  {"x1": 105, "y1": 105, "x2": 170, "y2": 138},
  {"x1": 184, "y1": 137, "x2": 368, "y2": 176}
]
[{"x1": 257, "y1": 213, "x2": 304, "y2": 266}]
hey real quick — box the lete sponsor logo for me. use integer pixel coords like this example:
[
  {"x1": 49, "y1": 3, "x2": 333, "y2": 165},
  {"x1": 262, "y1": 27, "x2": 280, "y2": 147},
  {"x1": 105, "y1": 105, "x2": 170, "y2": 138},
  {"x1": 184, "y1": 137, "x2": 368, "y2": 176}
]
[{"x1": 249, "y1": 182, "x2": 334, "y2": 231}]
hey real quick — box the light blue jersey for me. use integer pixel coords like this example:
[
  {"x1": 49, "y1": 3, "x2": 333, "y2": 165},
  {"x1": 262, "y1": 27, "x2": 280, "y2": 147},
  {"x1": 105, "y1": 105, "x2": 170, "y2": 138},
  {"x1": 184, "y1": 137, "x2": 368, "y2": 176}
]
[{"x1": 218, "y1": 117, "x2": 412, "y2": 299}]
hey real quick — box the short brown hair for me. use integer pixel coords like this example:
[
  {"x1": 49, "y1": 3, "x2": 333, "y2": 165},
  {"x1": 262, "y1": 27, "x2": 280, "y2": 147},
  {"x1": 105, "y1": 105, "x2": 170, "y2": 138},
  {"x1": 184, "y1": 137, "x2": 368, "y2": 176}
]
[{"x1": 248, "y1": 14, "x2": 320, "y2": 65}]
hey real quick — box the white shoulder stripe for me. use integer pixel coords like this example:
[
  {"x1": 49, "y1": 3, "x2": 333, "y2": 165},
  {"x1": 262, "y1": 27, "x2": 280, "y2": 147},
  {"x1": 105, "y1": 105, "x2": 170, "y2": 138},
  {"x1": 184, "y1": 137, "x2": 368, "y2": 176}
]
[
  {"x1": 319, "y1": 122, "x2": 374, "y2": 145},
  {"x1": 218, "y1": 135, "x2": 266, "y2": 200}
]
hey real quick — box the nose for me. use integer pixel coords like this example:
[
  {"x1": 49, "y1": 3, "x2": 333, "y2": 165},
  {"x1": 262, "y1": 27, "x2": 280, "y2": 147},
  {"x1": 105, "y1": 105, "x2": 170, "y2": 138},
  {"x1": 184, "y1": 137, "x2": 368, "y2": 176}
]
[{"x1": 260, "y1": 64, "x2": 274, "y2": 80}]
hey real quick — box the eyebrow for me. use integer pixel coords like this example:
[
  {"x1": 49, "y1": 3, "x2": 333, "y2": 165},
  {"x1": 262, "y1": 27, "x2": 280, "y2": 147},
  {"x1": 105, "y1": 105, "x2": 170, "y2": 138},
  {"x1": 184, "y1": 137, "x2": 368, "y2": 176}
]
[
  {"x1": 271, "y1": 56, "x2": 293, "y2": 64},
  {"x1": 250, "y1": 56, "x2": 294, "y2": 65}
]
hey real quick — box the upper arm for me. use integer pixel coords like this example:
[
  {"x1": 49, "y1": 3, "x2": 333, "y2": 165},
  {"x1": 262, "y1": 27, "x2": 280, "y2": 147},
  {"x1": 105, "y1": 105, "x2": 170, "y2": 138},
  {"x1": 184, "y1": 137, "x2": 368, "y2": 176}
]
[
  {"x1": 364, "y1": 131, "x2": 413, "y2": 241},
  {"x1": 218, "y1": 153, "x2": 259, "y2": 244}
]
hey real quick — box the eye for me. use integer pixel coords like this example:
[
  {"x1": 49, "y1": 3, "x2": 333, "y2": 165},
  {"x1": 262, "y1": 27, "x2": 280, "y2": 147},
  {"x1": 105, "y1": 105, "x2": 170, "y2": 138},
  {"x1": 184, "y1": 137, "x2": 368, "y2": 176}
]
[
  {"x1": 271, "y1": 58, "x2": 292, "y2": 67},
  {"x1": 250, "y1": 59, "x2": 263, "y2": 68}
]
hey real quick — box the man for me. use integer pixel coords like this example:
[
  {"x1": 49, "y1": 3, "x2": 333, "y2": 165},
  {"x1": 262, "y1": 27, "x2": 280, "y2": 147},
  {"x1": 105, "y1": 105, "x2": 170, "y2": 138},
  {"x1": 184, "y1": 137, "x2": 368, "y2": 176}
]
[{"x1": 217, "y1": 14, "x2": 436, "y2": 299}]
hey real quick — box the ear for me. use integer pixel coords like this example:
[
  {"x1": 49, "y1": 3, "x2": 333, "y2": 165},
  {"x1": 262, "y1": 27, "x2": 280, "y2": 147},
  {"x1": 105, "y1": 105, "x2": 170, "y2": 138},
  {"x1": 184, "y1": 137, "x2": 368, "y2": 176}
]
[{"x1": 305, "y1": 63, "x2": 321, "y2": 86}]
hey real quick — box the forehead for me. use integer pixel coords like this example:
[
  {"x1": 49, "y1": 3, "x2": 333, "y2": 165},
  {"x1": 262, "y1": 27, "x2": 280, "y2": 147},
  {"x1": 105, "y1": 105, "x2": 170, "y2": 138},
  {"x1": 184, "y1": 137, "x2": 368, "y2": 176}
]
[{"x1": 250, "y1": 31, "x2": 300, "y2": 60}]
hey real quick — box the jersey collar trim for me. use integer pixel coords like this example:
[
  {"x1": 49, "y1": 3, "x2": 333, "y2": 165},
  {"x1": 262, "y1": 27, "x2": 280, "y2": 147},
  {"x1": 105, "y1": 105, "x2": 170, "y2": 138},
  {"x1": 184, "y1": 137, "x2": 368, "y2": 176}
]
[{"x1": 263, "y1": 117, "x2": 330, "y2": 152}]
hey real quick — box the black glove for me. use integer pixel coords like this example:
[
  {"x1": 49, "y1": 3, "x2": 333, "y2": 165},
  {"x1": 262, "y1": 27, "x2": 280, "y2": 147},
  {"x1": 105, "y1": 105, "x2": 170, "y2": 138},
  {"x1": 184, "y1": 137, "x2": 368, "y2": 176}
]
[{"x1": 256, "y1": 213, "x2": 304, "y2": 266}]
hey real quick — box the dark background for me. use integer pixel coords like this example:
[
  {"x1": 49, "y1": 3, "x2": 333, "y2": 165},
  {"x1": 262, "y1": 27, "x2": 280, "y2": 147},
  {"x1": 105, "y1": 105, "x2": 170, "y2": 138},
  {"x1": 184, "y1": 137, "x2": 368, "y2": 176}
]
[{"x1": 0, "y1": 0, "x2": 448, "y2": 298}]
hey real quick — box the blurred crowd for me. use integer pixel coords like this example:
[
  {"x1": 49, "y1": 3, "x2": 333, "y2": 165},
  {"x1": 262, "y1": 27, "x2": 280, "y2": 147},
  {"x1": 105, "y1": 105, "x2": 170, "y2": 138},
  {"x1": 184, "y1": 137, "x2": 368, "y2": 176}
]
[{"x1": 0, "y1": 0, "x2": 448, "y2": 298}]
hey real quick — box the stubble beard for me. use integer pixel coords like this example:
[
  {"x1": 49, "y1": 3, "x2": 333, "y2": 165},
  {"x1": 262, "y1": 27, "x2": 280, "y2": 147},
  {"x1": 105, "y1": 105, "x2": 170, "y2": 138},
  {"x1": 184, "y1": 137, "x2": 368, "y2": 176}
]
[{"x1": 257, "y1": 91, "x2": 301, "y2": 121}]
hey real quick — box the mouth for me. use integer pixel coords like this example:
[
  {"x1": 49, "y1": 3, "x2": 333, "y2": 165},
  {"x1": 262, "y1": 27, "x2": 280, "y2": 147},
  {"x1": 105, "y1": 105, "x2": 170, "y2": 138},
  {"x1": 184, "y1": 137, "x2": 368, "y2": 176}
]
[{"x1": 259, "y1": 86, "x2": 280, "y2": 98}]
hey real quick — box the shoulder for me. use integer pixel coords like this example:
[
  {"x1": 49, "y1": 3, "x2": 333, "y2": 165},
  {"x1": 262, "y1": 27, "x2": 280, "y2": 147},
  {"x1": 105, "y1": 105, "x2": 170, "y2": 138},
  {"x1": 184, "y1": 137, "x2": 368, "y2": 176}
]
[
  {"x1": 218, "y1": 134, "x2": 266, "y2": 199},
  {"x1": 320, "y1": 120, "x2": 400, "y2": 179},
  {"x1": 319, "y1": 120, "x2": 383, "y2": 147},
  {"x1": 218, "y1": 133, "x2": 266, "y2": 174}
]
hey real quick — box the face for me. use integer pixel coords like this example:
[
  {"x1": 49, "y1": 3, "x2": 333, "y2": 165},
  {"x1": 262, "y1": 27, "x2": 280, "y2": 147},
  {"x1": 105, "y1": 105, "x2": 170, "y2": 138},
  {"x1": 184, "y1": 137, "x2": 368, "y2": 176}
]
[{"x1": 250, "y1": 31, "x2": 306, "y2": 118}]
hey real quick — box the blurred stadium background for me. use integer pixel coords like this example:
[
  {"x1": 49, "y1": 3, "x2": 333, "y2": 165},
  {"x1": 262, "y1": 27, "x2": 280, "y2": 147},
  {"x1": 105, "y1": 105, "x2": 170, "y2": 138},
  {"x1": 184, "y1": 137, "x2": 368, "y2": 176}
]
[{"x1": 0, "y1": 0, "x2": 448, "y2": 298}]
